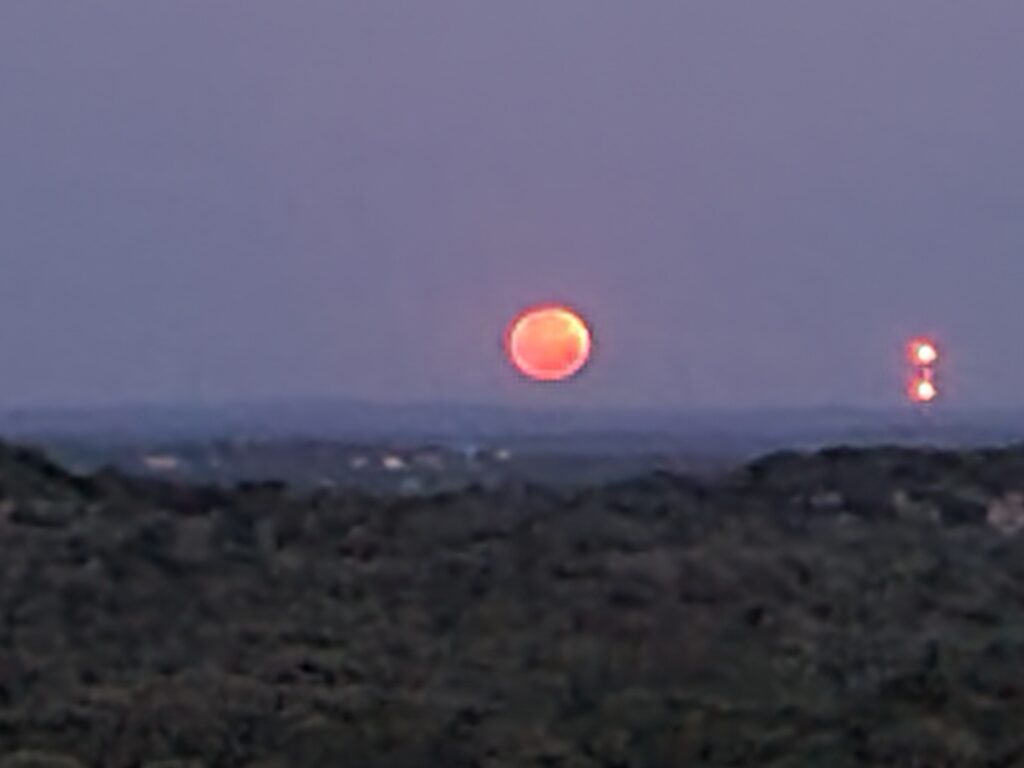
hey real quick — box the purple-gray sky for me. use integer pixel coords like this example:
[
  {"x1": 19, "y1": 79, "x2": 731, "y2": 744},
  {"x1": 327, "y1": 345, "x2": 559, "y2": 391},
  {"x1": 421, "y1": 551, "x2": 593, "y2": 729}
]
[{"x1": 2, "y1": 2, "x2": 1023, "y2": 410}]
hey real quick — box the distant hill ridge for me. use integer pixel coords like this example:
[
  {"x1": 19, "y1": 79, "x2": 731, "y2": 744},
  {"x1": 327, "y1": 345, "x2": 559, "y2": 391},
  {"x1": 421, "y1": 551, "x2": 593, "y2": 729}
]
[
  {"x1": 3, "y1": 437, "x2": 1024, "y2": 521},
  {"x1": 4, "y1": 400, "x2": 1024, "y2": 452}
]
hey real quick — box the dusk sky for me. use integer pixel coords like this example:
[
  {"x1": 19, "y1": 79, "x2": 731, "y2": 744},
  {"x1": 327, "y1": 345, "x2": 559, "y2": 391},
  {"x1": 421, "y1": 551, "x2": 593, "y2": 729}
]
[{"x1": 2, "y1": 2, "x2": 1023, "y2": 410}]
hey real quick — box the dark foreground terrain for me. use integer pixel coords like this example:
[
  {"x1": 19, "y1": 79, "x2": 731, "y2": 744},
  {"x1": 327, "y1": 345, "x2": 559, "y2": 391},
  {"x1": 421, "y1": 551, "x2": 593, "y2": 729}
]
[{"x1": 2, "y1": 442, "x2": 1024, "y2": 766}]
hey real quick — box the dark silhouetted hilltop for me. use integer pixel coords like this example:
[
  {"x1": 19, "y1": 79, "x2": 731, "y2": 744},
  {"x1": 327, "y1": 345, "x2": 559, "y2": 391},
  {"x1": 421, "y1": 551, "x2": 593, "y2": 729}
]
[{"x1": 1, "y1": 441, "x2": 1024, "y2": 765}]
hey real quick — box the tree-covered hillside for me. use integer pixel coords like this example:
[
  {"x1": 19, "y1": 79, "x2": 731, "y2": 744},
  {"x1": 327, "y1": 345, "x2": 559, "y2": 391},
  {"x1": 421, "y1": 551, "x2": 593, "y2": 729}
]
[{"x1": 1, "y1": 442, "x2": 1024, "y2": 766}]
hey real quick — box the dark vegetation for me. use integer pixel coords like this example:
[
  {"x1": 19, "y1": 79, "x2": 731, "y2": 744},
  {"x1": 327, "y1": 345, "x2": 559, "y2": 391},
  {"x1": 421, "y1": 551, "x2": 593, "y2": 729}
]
[{"x1": 2, "y1": 441, "x2": 1024, "y2": 766}]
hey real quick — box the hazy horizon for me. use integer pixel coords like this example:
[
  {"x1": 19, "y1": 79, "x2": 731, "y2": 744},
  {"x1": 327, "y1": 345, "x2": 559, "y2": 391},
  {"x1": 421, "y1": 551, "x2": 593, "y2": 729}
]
[
  {"x1": 3, "y1": 2, "x2": 1023, "y2": 410},
  {"x1": 5, "y1": 392, "x2": 1024, "y2": 415}
]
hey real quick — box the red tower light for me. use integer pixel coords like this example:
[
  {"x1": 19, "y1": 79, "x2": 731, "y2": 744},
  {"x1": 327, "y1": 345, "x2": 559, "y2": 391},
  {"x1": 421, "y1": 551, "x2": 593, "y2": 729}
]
[
  {"x1": 909, "y1": 376, "x2": 938, "y2": 403},
  {"x1": 906, "y1": 336, "x2": 941, "y2": 405},
  {"x1": 909, "y1": 338, "x2": 939, "y2": 366}
]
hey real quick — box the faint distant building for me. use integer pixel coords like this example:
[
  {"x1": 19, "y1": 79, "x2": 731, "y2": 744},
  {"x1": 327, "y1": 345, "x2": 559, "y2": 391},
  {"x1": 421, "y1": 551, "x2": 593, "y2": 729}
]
[
  {"x1": 457, "y1": 443, "x2": 482, "y2": 464},
  {"x1": 398, "y1": 476, "x2": 427, "y2": 496},
  {"x1": 413, "y1": 449, "x2": 446, "y2": 472},
  {"x1": 142, "y1": 454, "x2": 182, "y2": 473},
  {"x1": 988, "y1": 493, "x2": 1024, "y2": 536},
  {"x1": 381, "y1": 454, "x2": 407, "y2": 472}
]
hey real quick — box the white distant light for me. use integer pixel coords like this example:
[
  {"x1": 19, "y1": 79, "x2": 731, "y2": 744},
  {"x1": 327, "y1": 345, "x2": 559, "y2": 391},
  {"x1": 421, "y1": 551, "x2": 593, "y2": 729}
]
[
  {"x1": 913, "y1": 379, "x2": 937, "y2": 403},
  {"x1": 914, "y1": 342, "x2": 938, "y2": 365},
  {"x1": 382, "y1": 455, "x2": 407, "y2": 471}
]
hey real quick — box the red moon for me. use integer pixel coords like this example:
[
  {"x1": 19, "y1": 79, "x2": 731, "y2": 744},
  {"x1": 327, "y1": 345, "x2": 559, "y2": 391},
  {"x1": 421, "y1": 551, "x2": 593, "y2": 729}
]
[{"x1": 506, "y1": 305, "x2": 592, "y2": 382}]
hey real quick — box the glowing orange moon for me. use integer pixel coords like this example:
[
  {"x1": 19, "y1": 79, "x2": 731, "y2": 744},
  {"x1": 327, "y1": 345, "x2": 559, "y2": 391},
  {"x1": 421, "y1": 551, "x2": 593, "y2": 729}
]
[{"x1": 506, "y1": 305, "x2": 592, "y2": 382}]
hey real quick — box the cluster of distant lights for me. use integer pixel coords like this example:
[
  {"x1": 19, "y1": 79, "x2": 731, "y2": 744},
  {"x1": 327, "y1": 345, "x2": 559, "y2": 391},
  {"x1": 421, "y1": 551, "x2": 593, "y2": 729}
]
[{"x1": 506, "y1": 305, "x2": 945, "y2": 407}]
